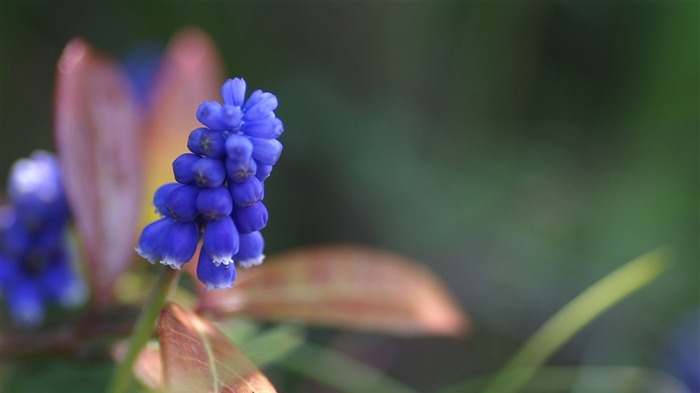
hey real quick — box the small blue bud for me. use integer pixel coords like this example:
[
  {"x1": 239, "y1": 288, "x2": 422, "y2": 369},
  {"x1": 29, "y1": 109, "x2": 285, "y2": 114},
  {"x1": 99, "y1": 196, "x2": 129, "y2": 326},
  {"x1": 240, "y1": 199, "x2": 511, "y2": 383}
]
[
  {"x1": 230, "y1": 177, "x2": 264, "y2": 207},
  {"x1": 196, "y1": 101, "x2": 228, "y2": 131},
  {"x1": 192, "y1": 157, "x2": 226, "y2": 188},
  {"x1": 221, "y1": 78, "x2": 247, "y2": 107},
  {"x1": 243, "y1": 93, "x2": 278, "y2": 122},
  {"x1": 153, "y1": 183, "x2": 180, "y2": 216},
  {"x1": 243, "y1": 90, "x2": 265, "y2": 111},
  {"x1": 255, "y1": 164, "x2": 273, "y2": 182},
  {"x1": 225, "y1": 134, "x2": 253, "y2": 162},
  {"x1": 233, "y1": 202, "x2": 268, "y2": 234},
  {"x1": 136, "y1": 217, "x2": 175, "y2": 264},
  {"x1": 196, "y1": 186, "x2": 233, "y2": 220},
  {"x1": 7, "y1": 279, "x2": 44, "y2": 328},
  {"x1": 160, "y1": 221, "x2": 199, "y2": 269},
  {"x1": 166, "y1": 185, "x2": 200, "y2": 222},
  {"x1": 235, "y1": 231, "x2": 265, "y2": 268},
  {"x1": 203, "y1": 216, "x2": 239, "y2": 265},
  {"x1": 221, "y1": 105, "x2": 243, "y2": 130},
  {"x1": 172, "y1": 153, "x2": 199, "y2": 184},
  {"x1": 196, "y1": 251, "x2": 236, "y2": 291},
  {"x1": 250, "y1": 138, "x2": 283, "y2": 166},
  {"x1": 187, "y1": 128, "x2": 208, "y2": 155},
  {"x1": 199, "y1": 129, "x2": 227, "y2": 158},
  {"x1": 241, "y1": 117, "x2": 284, "y2": 139},
  {"x1": 226, "y1": 157, "x2": 257, "y2": 183}
]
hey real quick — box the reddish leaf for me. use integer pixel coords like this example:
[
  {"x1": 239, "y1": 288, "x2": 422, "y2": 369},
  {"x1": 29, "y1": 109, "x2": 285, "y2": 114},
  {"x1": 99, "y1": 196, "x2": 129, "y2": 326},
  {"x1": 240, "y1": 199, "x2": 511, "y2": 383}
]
[
  {"x1": 141, "y1": 27, "x2": 223, "y2": 226},
  {"x1": 198, "y1": 245, "x2": 470, "y2": 337},
  {"x1": 159, "y1": 302, "x2": 277, "y2": 393},
  {"x1": 54, "y1": 39, "x2": 142, "y2": 307}
]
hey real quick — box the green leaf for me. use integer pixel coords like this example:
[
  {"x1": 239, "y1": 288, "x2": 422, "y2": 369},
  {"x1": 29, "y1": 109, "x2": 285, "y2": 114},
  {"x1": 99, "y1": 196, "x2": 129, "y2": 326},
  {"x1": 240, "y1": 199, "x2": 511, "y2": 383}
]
[
  {"x1": 280, "y1": 343, "x2": 422, "y2": 393},
  {"x1": 2, "y1": 359, "x2": 113, "y2": 393},
  {"x1": 239, "y1": 324, "x2": 306, "y2": 368}
]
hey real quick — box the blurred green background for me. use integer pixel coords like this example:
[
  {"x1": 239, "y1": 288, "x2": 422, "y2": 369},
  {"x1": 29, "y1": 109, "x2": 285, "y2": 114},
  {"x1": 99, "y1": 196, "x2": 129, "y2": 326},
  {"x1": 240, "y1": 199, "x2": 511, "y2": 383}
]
[{"x1": 1, "y1": 2, "x2": 698, "y2": 392}]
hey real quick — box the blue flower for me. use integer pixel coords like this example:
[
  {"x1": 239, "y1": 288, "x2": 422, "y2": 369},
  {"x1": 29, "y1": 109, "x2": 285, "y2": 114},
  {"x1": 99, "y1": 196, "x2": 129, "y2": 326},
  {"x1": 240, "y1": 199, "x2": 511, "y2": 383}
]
[
  {"x1": 165, "y1": 185, "x2": 200, "y2": 222},
  {"x1": 160, "y1": 221, "x2": 199, "y2": 269},
  {"x1": 202, "y1": 217, "x2": 239, "y2": 265},
  {"x1": 0, "y1": 152, "x2": 86, "y2": 328},
  {"x1": 197, "y1": 186, "x2": 233, "y2": 220},
  {"x1": 135, "y1": 217, "x2": 175, "y2": 264},
  {"x1": 230, "y1": 177, "x2": 264, "y2": 208},
  {"x1": 663, "y1": 311, "x2": 700, "y2": 393},
  {"x1": 136, "y1": 77, "x2": 282, "y2": 289},
  {"x1": 196, "y1": 252, "x2": 236, "y2": 291},
  {"x1": 235, "y1": 231, "x2": 265, "y2": 268}
]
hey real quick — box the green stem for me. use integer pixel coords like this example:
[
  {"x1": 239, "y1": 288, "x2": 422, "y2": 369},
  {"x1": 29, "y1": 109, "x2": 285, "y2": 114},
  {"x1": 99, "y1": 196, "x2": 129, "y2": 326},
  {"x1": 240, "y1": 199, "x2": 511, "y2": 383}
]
[
  {"x1": 106, "y1": 266, "x2": 181, "y2": 393},
  {"x1": 479, "y1": 248, "x2": 671, "y2": 393}
]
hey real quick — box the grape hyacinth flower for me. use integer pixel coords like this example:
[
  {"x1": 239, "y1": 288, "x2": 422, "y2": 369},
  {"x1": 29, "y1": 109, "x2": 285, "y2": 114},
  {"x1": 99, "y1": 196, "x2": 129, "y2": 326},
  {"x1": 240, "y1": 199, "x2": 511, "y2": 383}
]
[
  {"x1": 136, "y1": 78, "x2": 282, "y2": 290},
  {"x1": 0, "y1": 151, "x2": 86, "y2": 327}
]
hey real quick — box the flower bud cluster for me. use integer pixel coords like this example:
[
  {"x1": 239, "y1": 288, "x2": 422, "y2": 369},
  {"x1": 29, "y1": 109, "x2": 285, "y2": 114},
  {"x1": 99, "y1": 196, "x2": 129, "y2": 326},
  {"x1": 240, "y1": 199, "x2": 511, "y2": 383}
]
[
  {"x1": 0, "y1": 151, "x2": 86, "y2": 327},
  {"x1": 137, "y1": 78, "x2": 283, "y2": 290}
]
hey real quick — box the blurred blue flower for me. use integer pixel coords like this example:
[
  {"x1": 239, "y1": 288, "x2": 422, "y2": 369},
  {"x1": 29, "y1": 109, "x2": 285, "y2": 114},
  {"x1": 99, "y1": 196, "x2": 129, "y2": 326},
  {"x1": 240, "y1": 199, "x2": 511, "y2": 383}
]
[
  {"x1": 137, "y1": 78, "x2": 283, "y2": 290},
  {"x1": 664, "y1": 311, "x2": 700, "y2": 393},
  {"x1": 0, "y1": 151, "x2": 86, "y2": 328},
  {"x1": 121, "y1": 42, "x2": 164, "y2": 108}
]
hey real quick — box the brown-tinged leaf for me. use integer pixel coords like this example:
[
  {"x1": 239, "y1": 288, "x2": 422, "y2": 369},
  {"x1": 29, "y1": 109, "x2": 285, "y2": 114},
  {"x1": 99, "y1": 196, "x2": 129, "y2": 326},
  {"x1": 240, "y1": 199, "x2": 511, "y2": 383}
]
[
  {"x1": 141, "y1": 27, "x2": 223, "y2": 226},
  {"x1": 159, "y1": 302, "x2": 277, "y2": 393},
  {"x1": 54, "y1": 38, "x2": 142, "y2": 307},
  {"x1": 197, "y1": 245, "x2": 470, "y2": 337}
]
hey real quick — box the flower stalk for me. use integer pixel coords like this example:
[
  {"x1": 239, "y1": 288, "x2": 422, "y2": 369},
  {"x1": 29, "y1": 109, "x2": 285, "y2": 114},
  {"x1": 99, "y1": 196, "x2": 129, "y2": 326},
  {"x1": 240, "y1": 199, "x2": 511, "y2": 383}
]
[{"x1": 106, "y1": 265, "x2": 181, "y2": 393}]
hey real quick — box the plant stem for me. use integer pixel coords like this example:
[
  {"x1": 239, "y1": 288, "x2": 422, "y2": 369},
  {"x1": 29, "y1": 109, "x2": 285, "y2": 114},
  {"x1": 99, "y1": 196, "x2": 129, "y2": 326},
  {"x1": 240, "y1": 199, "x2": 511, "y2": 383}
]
[{"x1": 106, "y1": 265, "x2": 181, "y2": 393}]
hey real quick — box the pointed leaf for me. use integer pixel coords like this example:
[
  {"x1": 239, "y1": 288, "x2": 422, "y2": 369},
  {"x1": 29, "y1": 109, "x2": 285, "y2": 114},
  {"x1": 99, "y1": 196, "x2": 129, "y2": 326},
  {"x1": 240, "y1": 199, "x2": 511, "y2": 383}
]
[
  {"x1": 198, "y1": 245, "x2": 469, "y2": 337},
  {"x1": 142, "y1": 27, "x2": 224, "y2": 226},
  {"x1": 54, "y1": 38, "x2": 142, "y2": 307},
  {"x1": 159, "y1": 302, "x2": 277, "y2": 393}
]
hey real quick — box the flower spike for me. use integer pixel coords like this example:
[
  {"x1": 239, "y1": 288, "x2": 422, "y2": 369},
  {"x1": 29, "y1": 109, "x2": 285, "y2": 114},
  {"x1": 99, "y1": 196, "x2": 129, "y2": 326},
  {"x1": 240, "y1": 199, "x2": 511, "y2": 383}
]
[
  {"x1": 136, "y1": 78, "x2": 283, "y2": 288},
  {"x1": 0, "y1": 151, "x2": 86, "y2": 327}
]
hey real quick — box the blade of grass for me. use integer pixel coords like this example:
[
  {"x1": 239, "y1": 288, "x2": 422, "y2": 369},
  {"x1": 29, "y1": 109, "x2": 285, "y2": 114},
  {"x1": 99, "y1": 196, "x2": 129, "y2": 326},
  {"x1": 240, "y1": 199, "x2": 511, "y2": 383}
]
[
  {"x1": 280, "y1": 342, "x2": 422, "y2": 393},
  {"x1": 478, "y1": 248, "x2": 672, "y2": 393},
  {"x1": 240, "y1": 324, "x2": 306, "y2": 368},
  {"x1": 439, "y1": 365, "x2": 689, "y2": 393}
]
